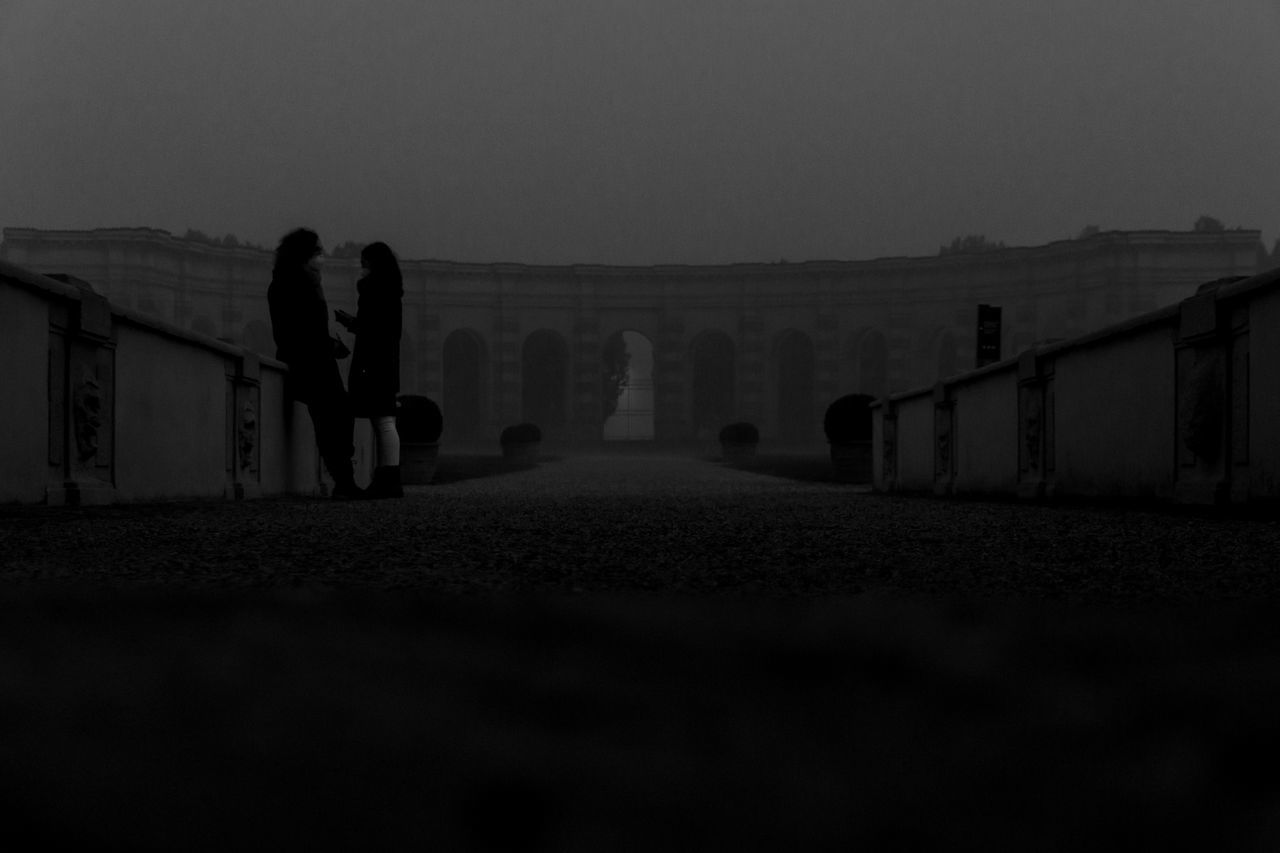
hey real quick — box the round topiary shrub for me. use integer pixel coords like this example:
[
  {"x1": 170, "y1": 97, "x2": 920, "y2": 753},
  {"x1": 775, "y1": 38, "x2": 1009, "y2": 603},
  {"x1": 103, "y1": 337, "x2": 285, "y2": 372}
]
[
  {"x1": 718, "y1": 421, "x2": 759, "y2": 464},
  {"x1": 396, "y1": 395, "x2": 443, "y2": 444},
  {"x1": 500, "y1": 422, "x2": 542, "y2": 445},
  {"x1": 396, "y1": 395, "x2": 443, "y2": 484},
  {"x1": 500, "y1": 422, "x2": 542, "y2": 463},
  {"x1": 823, "y1": 394, "x2": 874, "y2": 445},
  {"x1": 718, "y1": 422, "x2": 759, "y2": 445}
]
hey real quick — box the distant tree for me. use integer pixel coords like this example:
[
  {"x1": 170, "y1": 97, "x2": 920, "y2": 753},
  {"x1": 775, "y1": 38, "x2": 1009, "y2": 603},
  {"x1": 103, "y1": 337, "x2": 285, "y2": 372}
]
[
  {"x1": 183, "y1": 228, "x2": 211, "y2": 243},
  {"x1": 221, "y1": 234, "x2": 240, "y2": 248},
  {"x1": 601, "y1": 332, "x2": 630, "y2": 421},
  {"x1": 1077, "y1": 225, "x2": 1101, "y2": 239},
  {"x1": 939, "y1": 234, "x2": 1006, "y2": 255},
  {"x1": 1194, "y1": 215, "x2": 1225, "y2": 233},
  {"x1": 330, "y1": 240, "x2": 363, "y2": 259}
]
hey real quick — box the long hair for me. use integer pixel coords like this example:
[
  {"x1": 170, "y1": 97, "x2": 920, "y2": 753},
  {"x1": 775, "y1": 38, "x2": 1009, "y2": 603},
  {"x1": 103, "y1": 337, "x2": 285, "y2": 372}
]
[
  {"x1": 360, "y1": 241, "x2": 403, "y2": 295},
  {"x1": 273, "y1": 228, "x2": 321, "y2": 278}
]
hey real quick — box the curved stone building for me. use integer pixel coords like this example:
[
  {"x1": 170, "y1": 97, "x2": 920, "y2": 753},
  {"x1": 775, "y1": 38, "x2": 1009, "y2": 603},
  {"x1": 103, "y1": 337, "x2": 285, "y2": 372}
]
[{"x1": 1, "y1": 226, "x2": 1260, "y2": 446}]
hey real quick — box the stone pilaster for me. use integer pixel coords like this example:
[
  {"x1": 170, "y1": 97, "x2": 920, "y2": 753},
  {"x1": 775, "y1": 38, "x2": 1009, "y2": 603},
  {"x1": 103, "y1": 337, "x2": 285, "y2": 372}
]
[
  {"x1": 571, "y1": 314, "x2": 602, "y2": 444},
  {"x1": 493, "y1": 304, "x2": 521, "y2": 426},
  {"x1": 47, "y1": 283, "x2": 116, "y2": 505},
  {"x1": 933, "y1": 382, "x2": 955, "y2": 497},
  {"x1": 1016, "y1": 349, "x2": 1055, "y2": 500},
  {"x1": 738, "y1": 314, "x2": 766, "y2": 425},
  {"x1": 225, "y1": 351, "x2": 261, "y2": 500},
  {"x1": 654, "y1": 315, "x2": 687, "y2": 442}
]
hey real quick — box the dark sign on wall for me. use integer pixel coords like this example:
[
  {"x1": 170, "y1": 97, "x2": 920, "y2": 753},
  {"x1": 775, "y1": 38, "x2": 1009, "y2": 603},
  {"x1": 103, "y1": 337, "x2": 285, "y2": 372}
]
[{"x1": 976, "y1": 304, "x2": 1002, "y2": 368}]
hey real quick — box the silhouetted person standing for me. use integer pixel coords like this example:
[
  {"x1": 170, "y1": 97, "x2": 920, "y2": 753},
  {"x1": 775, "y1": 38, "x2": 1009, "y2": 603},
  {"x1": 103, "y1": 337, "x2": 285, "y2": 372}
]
[
  {"x1": 336, "y1": 241, "x2": 404, "y2": 498},
  {"x1": 268, "y1": 228, "x2": 363, "y2": 498}
]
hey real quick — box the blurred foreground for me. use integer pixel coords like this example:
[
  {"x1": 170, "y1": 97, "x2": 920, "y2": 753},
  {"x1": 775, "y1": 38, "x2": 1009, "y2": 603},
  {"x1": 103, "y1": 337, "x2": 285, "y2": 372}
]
[{"x1": 2, "y1": 452, "x2": 1278, "y2": 849}]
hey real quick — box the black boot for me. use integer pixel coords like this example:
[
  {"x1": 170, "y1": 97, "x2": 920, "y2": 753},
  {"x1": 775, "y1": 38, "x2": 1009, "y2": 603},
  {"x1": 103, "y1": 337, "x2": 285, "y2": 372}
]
[
  {"x1": 328, "y1": 461, "x2": 365, "y2": 500},
  {"x1": 367, "y1": 465, "x2": 404, "y2": 499}
]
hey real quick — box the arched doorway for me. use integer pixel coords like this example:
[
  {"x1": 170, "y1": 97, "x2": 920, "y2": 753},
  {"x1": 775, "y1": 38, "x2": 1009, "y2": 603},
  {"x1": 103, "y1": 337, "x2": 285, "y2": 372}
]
[
  {"x1": 521, "y1": 330, "x2": 569, "y2": 434},
  {"x1": 602, "y1": 330, "x2": 654, "y2": 441},
  {"x1": 776, "y1": 330, "x2": 816, "y2": 445},
  {"x1": 443, "y1": 329, "x2": 487, "y2": 443},
  {"x1": 691, "y1": 330, "x2": 735, "y2": 440}
]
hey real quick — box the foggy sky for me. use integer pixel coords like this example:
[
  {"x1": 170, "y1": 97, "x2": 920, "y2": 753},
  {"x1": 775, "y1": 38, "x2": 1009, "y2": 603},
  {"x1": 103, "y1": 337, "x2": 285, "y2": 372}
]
[{"x1": 2, "y1": 0, "x2": 1277, "y2": 265}]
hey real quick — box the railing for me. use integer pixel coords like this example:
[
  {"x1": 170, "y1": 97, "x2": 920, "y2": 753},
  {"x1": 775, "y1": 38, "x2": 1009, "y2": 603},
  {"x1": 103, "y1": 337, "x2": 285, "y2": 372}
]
[
  {"x1": 1, "y1": 259, "x2": 374, "y2": 504},
  {"x1": 873, "y1": 269, "x2": 1280, "y2": 505}
]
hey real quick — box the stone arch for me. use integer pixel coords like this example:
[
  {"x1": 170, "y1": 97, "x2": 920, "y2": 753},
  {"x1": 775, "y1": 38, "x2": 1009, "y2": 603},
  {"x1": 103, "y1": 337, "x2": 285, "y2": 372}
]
[
  {"x1": 241, "y1": 320, "x2": 273, "y2": 357},
  {"x1": 190, "y1": 315, "x2": 217, "y2": 340},
  {"x1": 602, "y1": 330, "x2": 654, "y2": 441},
  {"x1": 774, "y1": 329, "x2": 816, "y2": 445},
  {"x1": 689, "y1": 330, "x2": 736, "y2": 439},
  {"x1": 521, "y1": 329, "x2": 569, "y2": 435},
  {"x1": 443, "y1": 328, "x2": 488, "y2": 443},
  {"x1": 856, "y1": 329, "x2": 888, "y2": 398}
]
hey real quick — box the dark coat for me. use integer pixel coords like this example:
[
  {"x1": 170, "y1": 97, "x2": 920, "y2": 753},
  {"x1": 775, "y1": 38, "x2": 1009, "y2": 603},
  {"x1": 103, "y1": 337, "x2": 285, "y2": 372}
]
[
  {"x1": 267, "y1": 266, "x2": 344, "y2": 406},
  {"x1": 347, "y1": 272, "x2": 403, "y2": 418}
]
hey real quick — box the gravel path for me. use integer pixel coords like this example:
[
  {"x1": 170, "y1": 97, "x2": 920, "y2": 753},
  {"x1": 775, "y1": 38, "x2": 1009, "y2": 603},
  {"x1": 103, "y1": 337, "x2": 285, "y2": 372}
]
[{"x1": 3, "y1": 452, "x2": 1280, "y2": 848}]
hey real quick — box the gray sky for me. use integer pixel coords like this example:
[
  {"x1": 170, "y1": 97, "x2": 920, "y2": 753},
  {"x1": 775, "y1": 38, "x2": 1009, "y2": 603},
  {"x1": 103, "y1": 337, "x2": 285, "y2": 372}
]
[{"x1": 2, "y1": 0, "x2": 1277, "y2": 264}]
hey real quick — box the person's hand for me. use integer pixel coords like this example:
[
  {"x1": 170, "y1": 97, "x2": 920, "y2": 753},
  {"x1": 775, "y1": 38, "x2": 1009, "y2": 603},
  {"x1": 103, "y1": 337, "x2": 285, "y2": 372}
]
[{"x1": 332, "y1": 335, "x2": 351, "y2": 359}]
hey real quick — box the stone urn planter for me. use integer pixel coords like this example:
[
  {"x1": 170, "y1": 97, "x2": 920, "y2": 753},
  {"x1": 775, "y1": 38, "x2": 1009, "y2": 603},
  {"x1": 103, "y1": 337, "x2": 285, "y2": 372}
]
[
  {"x1": 718, "y1": 422, "x2": 759, "y2": 464},
  {"x1": 824, "y1": 394, "x2": 874, "y2": 482},
  {"x1": 500, "y1": 422, "x2": 542, "y2": 465},
  {"x1": 397, "y1": 395, "x2": 443, "y2": 485}
]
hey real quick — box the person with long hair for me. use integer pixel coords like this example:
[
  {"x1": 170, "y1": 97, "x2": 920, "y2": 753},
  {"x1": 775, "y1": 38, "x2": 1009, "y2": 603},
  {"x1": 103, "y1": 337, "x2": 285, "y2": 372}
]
[
  {"x1": 267, "y1": 228, "x2": 363, "y2": 498},
  {"x1": 336, "y1": 241, "x2": 404, "y2": 498}
]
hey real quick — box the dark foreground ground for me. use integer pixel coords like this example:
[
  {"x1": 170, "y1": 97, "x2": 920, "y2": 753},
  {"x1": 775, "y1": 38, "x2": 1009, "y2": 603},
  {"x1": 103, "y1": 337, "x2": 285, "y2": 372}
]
[{"x1": 3, "y1": 452, "x2": 1280, "y2": 849}]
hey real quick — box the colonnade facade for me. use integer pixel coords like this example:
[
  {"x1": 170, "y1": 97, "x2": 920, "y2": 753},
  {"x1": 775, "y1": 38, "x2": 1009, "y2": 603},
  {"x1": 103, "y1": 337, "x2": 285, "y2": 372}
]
[{"x1": 2, "y1": 227, "x2": 1261, "y2": 447}]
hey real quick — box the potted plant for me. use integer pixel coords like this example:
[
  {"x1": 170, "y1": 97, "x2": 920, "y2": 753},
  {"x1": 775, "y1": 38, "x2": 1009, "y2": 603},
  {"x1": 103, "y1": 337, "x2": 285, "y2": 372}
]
[
  {"x1": 500, "y1": 422, "x2": 542, "y2": 464},
  {"x1": 718, "y1": 421, "x2": 759, "y2": 464},
  {"x1": 824, "y1": 394, "x2": 874, "y2": 482},
  {"x1": 396, "y1": 395, "x2": 443, "y2": 484}
]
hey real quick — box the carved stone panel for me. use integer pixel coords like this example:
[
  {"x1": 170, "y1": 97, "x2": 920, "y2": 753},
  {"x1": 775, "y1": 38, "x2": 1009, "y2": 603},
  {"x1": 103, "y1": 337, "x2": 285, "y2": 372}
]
[
  {"x1": 1177, "y1": 348, "x2": 1224, "y2": 465},
  {"x1": 934, "y1": 401, "x2": 954, "y2": 484},
  {"x1": 881, "y1": 410, "x2": 898, "y2": 482}
]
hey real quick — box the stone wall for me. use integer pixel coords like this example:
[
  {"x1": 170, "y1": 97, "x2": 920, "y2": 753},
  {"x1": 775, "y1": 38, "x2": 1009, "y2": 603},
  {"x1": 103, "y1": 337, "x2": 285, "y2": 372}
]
[
  {"x1": 874, "y1": 268, "x2": 1280, "y2": 506},
  {"x1": 0, "y1": 259, "x2": 373, "y2": 505}
]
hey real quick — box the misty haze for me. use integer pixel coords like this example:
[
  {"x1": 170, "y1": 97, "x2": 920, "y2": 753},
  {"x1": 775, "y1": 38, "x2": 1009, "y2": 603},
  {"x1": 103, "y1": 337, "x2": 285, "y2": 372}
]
[{"x1": 3, "y1": 2, "x2": 1280, "y2": 850}]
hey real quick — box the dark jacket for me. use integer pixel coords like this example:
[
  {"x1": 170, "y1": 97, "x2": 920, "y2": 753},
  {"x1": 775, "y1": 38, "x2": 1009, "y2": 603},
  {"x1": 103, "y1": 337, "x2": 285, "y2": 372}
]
[
  {"x1": 268, "y1": 266, "x2": 343, "y2": 405},
  {"x1": 346, "y1": 272, "x2": 403, "y2": 417}
]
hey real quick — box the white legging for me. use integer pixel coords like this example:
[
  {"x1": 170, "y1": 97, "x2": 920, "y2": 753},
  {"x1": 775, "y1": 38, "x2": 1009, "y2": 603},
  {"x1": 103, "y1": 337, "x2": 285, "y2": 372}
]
[{"x1": 373, "y1": 416, "x2": 400, "y2": 467}]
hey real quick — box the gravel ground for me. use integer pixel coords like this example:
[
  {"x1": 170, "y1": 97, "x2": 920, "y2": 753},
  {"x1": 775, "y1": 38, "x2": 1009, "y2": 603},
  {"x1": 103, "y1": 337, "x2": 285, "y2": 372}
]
[{"x1": 2, "y1": 452, "x2": 1280, "y2": 848}]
